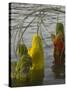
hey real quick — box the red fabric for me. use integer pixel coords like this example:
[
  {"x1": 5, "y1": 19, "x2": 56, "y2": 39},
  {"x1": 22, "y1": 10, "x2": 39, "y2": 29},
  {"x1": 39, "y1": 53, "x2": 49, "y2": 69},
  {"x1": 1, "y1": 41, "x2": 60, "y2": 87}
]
[{"x1": 54, "y1": 37, "x2": 64, "y2": 52}]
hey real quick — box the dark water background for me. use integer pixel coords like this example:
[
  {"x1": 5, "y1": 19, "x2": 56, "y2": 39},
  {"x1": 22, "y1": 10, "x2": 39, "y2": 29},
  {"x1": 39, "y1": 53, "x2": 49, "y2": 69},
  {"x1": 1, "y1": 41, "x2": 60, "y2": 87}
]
[{"x1": 10, "y1": 3, "x2": 65, "y2": 85}]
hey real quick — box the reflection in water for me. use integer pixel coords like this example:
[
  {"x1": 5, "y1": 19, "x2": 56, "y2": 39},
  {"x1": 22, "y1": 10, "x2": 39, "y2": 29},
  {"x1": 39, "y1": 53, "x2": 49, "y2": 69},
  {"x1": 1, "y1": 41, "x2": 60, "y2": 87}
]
[
  {"x1": 30, "y1": 68, "x2": 44, "y2": 85},
  {"x1": 11, "y1": 68, "x2": 44, "y2": 87},
  {"x1": 52, "y1": 64, "x2": 65, "y2": 79},
  {"x1": 52, "y1": 47, "x2": 65, "y2": 79}
]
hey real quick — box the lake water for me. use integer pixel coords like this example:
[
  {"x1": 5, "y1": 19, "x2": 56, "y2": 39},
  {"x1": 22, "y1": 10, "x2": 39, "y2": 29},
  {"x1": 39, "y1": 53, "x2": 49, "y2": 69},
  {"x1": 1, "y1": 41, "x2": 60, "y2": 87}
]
[{"x1": 10, "y1": 2, "x2": 65, "y2": 86}]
